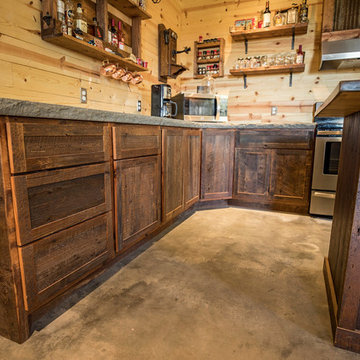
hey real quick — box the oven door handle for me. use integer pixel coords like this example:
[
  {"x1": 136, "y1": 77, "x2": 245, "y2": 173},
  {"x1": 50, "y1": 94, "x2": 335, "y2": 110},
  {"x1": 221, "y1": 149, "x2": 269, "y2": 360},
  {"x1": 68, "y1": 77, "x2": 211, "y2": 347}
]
[
  {"x1": 215, "y1": 97, "x2": 220, "y2": 121},
  {"x1": 313, "y1": 192, "x2": 336, "y2": 200}
]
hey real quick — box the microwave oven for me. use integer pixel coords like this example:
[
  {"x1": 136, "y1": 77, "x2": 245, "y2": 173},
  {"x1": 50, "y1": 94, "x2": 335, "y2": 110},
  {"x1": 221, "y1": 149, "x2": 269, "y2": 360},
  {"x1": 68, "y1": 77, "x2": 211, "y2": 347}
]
[{"x1": 171, "y1": 93, "x2": 228, "y2": 122}]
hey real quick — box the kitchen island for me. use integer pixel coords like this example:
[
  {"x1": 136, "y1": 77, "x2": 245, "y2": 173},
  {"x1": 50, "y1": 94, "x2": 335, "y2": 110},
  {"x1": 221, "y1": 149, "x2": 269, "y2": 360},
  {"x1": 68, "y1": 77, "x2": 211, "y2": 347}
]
[
  {"x1": 316, "y1": 80, "x2": 360, "y2": 354},
  {"x1": 0, "y1": 98, "x2": 315, "y2": 343}
]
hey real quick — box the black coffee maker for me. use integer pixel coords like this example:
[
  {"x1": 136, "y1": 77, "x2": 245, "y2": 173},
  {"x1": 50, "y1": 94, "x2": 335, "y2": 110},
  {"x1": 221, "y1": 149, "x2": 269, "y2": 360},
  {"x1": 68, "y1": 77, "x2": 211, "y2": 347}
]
[{"x1": 151, "y1": 84, "x2": 177, "y2": 118}]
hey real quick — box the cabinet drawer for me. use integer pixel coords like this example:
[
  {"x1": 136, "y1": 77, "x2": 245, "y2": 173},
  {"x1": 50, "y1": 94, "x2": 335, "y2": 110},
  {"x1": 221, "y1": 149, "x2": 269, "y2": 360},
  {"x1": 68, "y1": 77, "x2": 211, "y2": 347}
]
[
  {"x1": 19, "y1": 213, "x2": 114, "y2": 311},
  {"x1": 7, "y1": 120, "x2": 111, "y2": 173},
  {"x1": 12, "y1": 163, "x2": 111, "y2": 246},
  {"x1": 235, "y1": 129, "x2": 314, "y2": 150},
  {"x1": 113, "y1": 125, "x2": 161, "y2": 160}
]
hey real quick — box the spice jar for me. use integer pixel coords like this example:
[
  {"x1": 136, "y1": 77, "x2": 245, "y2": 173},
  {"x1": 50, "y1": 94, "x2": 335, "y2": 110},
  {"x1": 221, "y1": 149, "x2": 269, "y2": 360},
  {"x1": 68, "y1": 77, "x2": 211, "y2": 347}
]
[
  {"x1": 198, "y1": 51, "x2": 202, "y2": 61},
  {"x1": 210, "y1": 50, "x2": 215, "y2": 59},
  {"x1": 260, "y1": 55, "x2": 268, "y2": 67}
]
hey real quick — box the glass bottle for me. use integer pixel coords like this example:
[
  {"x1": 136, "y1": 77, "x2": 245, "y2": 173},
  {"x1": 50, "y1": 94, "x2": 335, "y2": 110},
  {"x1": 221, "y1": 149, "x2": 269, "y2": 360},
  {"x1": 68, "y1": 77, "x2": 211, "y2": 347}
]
[
  {"x1": 57, "y1": 0, "x2": 65, "y2": 21},
  {"x1": 263, "y1": 1, "x2": 271, "y2": 28},
  {"x1": 118, "y1": 21, "x2": 125, "y2": 50},
  {"x1": 65, "y1": 0, "x2": 74, "y2": 36},
  {"x1": 299, "y1": 0, "x2": 309, "y2": 23},
  {"x1": 273, "y1": 11, "x2": 282, "y2": 26},
  {"x1": 110, "y1": 18, "x2": 118, "y2": 47},
  {"x1": 296, "y1": 45, "x2": 304, "y2": 64},
  {"x1": 75, "y1": 3, "x2": 87, "y2": 34}
]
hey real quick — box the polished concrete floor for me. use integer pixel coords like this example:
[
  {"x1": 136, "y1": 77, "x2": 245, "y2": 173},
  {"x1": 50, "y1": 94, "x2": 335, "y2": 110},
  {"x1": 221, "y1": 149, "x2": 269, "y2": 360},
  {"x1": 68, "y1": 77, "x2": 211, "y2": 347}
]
[{"x1": 0, "y1": 207, "x2": 359, "y2": 360}]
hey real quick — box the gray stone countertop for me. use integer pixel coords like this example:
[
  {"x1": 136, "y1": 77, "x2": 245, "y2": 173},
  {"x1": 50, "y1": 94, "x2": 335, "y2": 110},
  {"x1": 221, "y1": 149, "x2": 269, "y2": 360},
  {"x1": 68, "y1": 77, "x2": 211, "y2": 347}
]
[{"x1": 0, "y1": 98, "x2": 315, "y2": 129}]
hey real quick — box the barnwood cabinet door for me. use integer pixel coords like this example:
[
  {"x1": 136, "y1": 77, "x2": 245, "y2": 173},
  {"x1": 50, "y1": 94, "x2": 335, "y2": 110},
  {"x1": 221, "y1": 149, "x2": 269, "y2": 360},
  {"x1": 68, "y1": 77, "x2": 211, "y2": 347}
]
[
  {"x1": 183, "y1": 130, "x2": 201, "y2": 208},
  {"x1": 270, "y1": 149, "x2": 313, "y2": 207},
  {"x1": 201, "y1": 129, "x2": 234, "y2": 200},
  {"x1": 162, "y1": 128, "x2": 185, "y2": 222},
  {"x1": 12, "y1": 163, "x2": 112, "y2": 246},
  {"x1": 114, "y1": 156, "x2": 161, "y2": 252},
  {"x1": 234, "y1": 148, "x2": 270, "y2": 202},
  {"x1": 6, "y1": 120, "x2": 110, "y2": 173},
  {"x1": 19, "y1": 213, "x2": 114, "y2": 311}
]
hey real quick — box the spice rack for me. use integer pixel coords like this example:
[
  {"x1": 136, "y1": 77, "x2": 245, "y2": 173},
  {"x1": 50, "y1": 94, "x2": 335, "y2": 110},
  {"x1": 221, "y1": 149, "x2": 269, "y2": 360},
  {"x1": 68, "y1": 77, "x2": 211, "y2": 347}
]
[
  {"x1": 230, "y1": 23, "x2": 308, "y2": 53},
  {"x1": 41, "y1": 0, "x2": 150, "y2": 72},
  {"x1": 194, "y1": 38, "x2": 225, "y2": 79}
]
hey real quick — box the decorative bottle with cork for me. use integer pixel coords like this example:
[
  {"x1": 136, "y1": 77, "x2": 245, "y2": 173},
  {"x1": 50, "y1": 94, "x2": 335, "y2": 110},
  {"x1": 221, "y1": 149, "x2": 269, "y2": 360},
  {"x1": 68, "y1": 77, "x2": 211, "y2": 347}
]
[{"x1": 263, "y1": 1, "x2": 271, "y2": 28}]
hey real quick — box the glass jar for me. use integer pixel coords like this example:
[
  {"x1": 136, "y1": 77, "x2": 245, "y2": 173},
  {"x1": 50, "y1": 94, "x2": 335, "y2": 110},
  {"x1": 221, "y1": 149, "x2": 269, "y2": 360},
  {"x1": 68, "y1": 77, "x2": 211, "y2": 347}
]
[
  {"x1": 244, "y1": 57, "x2": 251, "y2": 68},
  {"x1": 254, "y1": 56, "x2": 261, "y2": 67},
  {"x1": 267, "y1": 55, "x2": 275, "y2": 66},
  {"x1": 235, "y1": 58, "x2": 241, "y2": 70},
  {"x1": 201, "y1": 74, "x2": 215, "y2": 94},
  {"x1": 250, "y1": 57, "x2": 257, "y2": 68},
  {"x1": 202, "y1": 51, "x2": 207, "y2": 60},
  {"x1": 275, "y1": 53, "x2": 285, "y2": 66},
  {"x1": 260, "y1": 55, "x2": 268, "y2": 67}
]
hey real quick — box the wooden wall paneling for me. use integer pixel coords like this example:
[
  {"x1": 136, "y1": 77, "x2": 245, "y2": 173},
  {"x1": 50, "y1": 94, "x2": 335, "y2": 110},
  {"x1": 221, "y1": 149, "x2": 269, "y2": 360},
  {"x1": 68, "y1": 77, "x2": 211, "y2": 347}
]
[
  {"x1": 12, "y1": 163, "x2": 112, "y2": 246},
  {"x1": 178, "y1": 0, "x2": 360, "y2": 124},
  {"x1": 19, "y1": 212, "x2": 114, "y2": 311},
  {"x1": 132, "y1": 17, "x2": 142, "y2": 58},
  {"x1": 321, "y1": 0, "x2": 336, "y2": 32},
  {"x1": 6, "y1": 120, "x2": 111, "y2": 174},
  {"x1": 0, "y1": 120, "x2": 29, "y2": 343}
]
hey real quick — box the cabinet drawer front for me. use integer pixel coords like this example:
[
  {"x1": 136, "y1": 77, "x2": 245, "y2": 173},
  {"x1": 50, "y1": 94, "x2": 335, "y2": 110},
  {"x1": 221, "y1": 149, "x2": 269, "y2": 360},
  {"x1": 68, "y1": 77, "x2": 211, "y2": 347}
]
[
  {"x1": 7, "y1": 120, "x2": 111, "y2": 173},
  {"x1": 12, "y1": 163, "x2": 111, "y2": 246},
  {"x1": 236, "y1": 129, "x2": 314, "y2": 149},
  {"x1": 113, "y1": 125, "x2": 161, "y2": 160},
  {"x1": 19, "y1": 213, "x2": 114, "y2": 311}
]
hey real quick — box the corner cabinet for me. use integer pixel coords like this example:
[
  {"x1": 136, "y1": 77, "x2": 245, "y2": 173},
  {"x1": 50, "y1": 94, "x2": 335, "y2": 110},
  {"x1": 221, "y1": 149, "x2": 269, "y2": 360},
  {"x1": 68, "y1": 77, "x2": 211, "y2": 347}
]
[
  {"x1": 232, "y1": 129, "x2": 314, "y2": 214},
  {"x1": 201, "y1": 129, "x2": 235, "y2": 201}
]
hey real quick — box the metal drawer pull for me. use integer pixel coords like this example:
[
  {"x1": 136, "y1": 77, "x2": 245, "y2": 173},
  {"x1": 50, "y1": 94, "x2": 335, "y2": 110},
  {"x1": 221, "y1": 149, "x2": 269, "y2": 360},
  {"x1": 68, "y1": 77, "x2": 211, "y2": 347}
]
[{"x1": 314, "y1": 192, "x2": 336, "y2": 200}]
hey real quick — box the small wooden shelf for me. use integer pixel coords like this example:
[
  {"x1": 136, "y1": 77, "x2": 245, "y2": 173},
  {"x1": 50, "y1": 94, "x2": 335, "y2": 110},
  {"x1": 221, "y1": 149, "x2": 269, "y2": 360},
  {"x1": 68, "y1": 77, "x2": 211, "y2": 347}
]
[
  {"x1": 197, "y1": 58, "x2": 220, "y2": 64},
  {"x1": 196, "y1": 41, "x2": 221, "y2": 49},
  {"x1": 43, "y1": 34, "x2": 148, "y2": 72},
  {"x1": 230, "y1": 63, "x2": 305, "y2": 76},
  {"x1": 108, "y1": 0, "x2": 152, "y2": 20},
  {"x1": 230, "y1": 23, "x2": 308, "y2": 41},
  {"x1": 194, "y1": 74, "x2": 221, "y2": 79}
]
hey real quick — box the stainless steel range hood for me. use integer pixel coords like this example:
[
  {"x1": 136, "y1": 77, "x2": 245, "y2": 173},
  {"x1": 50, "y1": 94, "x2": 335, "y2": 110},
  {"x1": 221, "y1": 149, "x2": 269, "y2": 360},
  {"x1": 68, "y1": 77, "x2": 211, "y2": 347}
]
[{"x1": 320, "y1": 38, "x2": 360, "y2": 70}]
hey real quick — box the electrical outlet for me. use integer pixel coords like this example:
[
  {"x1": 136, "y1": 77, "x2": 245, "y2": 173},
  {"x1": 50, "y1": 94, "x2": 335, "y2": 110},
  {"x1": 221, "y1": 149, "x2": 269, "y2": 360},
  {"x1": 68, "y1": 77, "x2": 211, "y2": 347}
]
[
  {"x1": 137, "y1": 100, "x2": 142, "y2": 112},
  {"x1": 80, "y1": 88, "x2": 87, "y2": 104},
  {"x1": 271, "y1": 106, "x2": 277, "y2": 116}
]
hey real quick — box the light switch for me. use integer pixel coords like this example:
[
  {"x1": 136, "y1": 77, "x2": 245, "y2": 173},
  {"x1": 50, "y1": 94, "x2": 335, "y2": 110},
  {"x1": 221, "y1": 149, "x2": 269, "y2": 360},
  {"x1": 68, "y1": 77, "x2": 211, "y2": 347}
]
[{"x1": 271, "y1": 106, "x2": 277, "y2": 116}]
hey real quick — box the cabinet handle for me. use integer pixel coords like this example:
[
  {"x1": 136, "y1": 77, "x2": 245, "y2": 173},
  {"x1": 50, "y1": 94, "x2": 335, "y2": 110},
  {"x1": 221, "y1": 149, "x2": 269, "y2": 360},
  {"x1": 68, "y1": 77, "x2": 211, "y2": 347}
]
[{"x1": 313, "y1": 192, "x2": 336, "y2": 200}]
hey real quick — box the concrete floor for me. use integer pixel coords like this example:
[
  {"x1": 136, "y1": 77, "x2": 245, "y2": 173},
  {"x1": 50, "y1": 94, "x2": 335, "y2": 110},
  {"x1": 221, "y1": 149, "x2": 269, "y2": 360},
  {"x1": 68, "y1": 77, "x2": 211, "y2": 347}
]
[{"x1": 0, "y1": 207, "x2": 359, "y2": 360}]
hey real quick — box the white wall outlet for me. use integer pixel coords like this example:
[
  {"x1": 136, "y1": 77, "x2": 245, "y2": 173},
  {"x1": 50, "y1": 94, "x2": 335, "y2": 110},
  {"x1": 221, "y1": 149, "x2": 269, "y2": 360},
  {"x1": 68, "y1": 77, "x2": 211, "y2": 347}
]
[
  {"x1": 80, "y1": 88, "x2": 87, "y2": 104},
  {"x1": 137, "y1": 100, "x2": 142, "y2": 112},
  {"x1": 271, "y1": 106, "x2": 277, "y2": 116}
]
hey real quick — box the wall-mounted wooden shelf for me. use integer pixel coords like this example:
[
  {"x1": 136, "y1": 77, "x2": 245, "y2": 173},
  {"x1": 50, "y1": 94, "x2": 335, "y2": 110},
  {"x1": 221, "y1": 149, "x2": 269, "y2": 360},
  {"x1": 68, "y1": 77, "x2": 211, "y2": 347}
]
[
  {"x1": 230, "y1": 63, "x2": 305, "y2": 89},
  {"x1": 229, "y1": 63, "x2": 305, "y2": 76},
  {"x1": 197, "y1": 58, "x2": 220, "y2": 64},
  {"x1": 43, "y1": 34, "x2": 147, "y2": 72},
  {"x1": 108, "y1": 0, "x2": 151, "y2": 20},
  {"x1": 197, "y1": 41, "x2": 221, "y2": 49},
  {"x1": 230, "y1": 23, "x2": 308, "y2": 41},
  {"x1": 194, "y1": 74, "x2": 221, "y2": 79}
]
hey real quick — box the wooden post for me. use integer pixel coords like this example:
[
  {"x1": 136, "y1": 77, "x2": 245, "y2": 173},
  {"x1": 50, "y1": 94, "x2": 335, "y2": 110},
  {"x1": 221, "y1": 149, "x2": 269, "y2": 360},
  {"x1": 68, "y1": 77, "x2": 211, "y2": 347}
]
[
  {"x1": 321, "y1": 0, "x2": 336, "y2": 33},
  {"x1": 0, "y1": 120, "x2": 29, "y2": 343},
  {"x1": 132, "y1": 17, "x2": 141, "y2": 58},
  {"x1": 96, "y1": 0, "x2": 109, "y2": 43}
]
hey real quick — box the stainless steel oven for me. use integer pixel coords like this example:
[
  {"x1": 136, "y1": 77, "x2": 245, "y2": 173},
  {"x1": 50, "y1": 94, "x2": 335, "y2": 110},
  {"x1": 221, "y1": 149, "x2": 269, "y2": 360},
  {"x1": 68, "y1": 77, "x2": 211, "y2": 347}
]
[{"x1": 310, "y1": 129, "x2": 342, "y2": 216}]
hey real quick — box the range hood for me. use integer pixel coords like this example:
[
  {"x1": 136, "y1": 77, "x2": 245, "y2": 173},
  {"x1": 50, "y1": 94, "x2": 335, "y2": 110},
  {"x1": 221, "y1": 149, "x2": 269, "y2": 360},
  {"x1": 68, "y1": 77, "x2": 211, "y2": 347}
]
[{"x1": 320, "y1": 38, "x2": 360, "y2": 70}]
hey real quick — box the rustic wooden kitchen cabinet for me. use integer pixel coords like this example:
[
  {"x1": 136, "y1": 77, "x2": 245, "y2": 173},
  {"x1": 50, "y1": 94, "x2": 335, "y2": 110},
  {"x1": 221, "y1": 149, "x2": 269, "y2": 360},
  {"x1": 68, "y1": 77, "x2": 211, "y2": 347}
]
[
  {"x1": 201, "y1": 129, "x2": 234, "y2": 200},
  {"x1": 162, "y1": 128, "x2": 201, "y2": 222},
  {"x1": 232, "y1": 129, "x2": 314, "y2": 213},
  {"x1": 113, "y1": 125, "x2": 162, "y2": 252}
]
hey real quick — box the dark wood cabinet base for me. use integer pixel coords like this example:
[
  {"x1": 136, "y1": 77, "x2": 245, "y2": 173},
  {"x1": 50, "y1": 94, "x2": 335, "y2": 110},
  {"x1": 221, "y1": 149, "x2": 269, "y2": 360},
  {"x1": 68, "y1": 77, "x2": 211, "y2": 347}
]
[{"x1": 323, "y1": 258, "x2": 360, "y2": 354}]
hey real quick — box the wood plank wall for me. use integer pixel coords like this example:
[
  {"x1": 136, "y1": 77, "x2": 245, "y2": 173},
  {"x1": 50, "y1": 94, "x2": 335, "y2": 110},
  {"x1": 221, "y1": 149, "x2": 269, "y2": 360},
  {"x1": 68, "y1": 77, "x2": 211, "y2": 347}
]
[
  {"x1": 0, "y1": 0, "x2": 182, "y2": 115},
  {"x1": 0, "y1": 1, "x2": 359, "y2": 121},
  {"x1": 177, "y1": 0, "x2": 360, "y2": 123}
]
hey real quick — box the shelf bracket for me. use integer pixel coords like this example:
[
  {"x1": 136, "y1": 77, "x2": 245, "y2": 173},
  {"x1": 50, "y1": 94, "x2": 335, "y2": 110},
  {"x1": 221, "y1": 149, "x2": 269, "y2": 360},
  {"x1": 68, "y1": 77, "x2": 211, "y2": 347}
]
[
  {"x1": 289, "y1": 71, "x2": 293, "y2": 87},
  {"x1": 244, "y1": 39, "x2": 248, "y2": 54},
  {"x1": 291, "y1": 27, "x2": 295, "y2": 50},
  {"x1": 243, "y1": 74, "x2": 247, "y2": 89}
]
